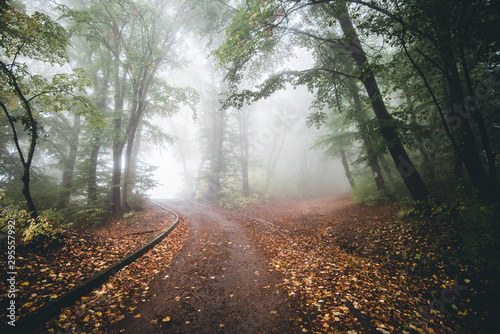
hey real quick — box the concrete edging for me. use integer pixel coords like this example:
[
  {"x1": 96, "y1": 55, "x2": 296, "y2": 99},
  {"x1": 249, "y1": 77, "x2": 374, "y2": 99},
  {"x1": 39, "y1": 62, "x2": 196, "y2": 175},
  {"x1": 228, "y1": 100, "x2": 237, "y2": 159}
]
[{"x1": 6, "y1": 202, "x2": 179, "y2": 334}]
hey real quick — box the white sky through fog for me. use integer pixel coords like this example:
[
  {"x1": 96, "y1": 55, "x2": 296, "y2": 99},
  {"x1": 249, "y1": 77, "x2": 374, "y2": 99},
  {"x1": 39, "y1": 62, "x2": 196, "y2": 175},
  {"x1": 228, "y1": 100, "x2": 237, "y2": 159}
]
[{"x1": 147, "y1": 148, "x2": 185, "y2": 199}]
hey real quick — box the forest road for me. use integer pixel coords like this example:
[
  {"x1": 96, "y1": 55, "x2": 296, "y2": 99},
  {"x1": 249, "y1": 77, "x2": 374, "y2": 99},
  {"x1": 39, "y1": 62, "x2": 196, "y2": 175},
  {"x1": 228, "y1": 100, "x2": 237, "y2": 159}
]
[{"x1": 110, "y1": 199, "x2": 301, "y2": 334}]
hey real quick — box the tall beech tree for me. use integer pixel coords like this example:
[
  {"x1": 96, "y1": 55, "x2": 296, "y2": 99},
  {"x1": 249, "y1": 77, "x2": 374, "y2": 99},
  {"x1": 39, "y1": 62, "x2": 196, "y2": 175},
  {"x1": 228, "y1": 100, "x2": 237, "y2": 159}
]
[{"x1": 238, "y1": 106, "x2": 251, "y2": 195}]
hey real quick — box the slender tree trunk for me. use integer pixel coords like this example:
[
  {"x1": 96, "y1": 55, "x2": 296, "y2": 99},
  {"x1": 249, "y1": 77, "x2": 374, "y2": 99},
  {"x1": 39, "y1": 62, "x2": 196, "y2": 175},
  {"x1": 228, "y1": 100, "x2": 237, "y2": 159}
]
[
  {"x1": 121, "y1": 111, "x2": 142, "y2": 211},
  {"x1": 111, "y1": 141, "x2": 123, "y2": 212},
  {"x1": 88, "y1": 141, "x2": 100, "y2": 203},
  {"x1": 211, "y1": 107, "x2": 225, "y2": 198},
  {"x1": 87, "y1": 66, "x2": 109, "y2": 204},
  {"x1": 440, "y1": 43, "x2": 490, "y2": 194},
  {"x1": 379, "y1": 154, "x2": 397, "y2": 190},
  {"x1": 335, "y1": 5, "x2": 430, "y2": 201},
  {"x1": 264, "y1": 127, "x2": 287, "y2": 194},
  {"x1": 412, "y1": 5, "x2": 496, "y2": 198},
  {"x1": 122, "y1": 61, "x2": 159, "y2": 208},
  {"x1": 458, "y1": 36, "x2": 498, "y2": 189},
  {"x1": 404, "y1": 84, "x2": 434, "y2": 183},
  {"x1": 130, "y1": 118, "x2": 143, "y2": 188},
  {"x1": 340, "y1": 150, "x2": 355, "y2": 188},
  {"x1": 111, "y1": 65, "x2": 127, "y2": 213},
  {"x1": 368, "y1": 149, "x2": 386, "y2": 191},
  {"x1": 239, "y1": 109, "x2": 250, "y2": 196},
  {"x1": 21, "y1": 167, "x2": 37, "y2": 217},
  {"x1": 351, "y1": 87, "x2": 386, "y2": 190},
  {"x1": 59, "y1": 113, "x2": 81, "y2": 207}
]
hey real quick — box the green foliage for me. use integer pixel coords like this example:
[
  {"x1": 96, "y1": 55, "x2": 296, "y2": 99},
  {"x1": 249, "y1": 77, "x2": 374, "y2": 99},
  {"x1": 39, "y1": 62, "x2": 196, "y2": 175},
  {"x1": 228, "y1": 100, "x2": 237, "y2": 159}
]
[
  {"x1": 1, "y1": 192, "x2": 66, "y2": 248},
  {"x1": 126, "y1": 192, "x2": 150, "y2": 211},
  {"x1": 59, "y1": 202, "x2": 110, "y2": 229},
  {"x1": 0, "y1": 192, "x2": 32, "y2": 232},
  {"x1": 71, "y1": 207, "x2": 109, "y2": 229},
  {"x1": 3, "y1": 170, "x2": 61, "y2": 212},
  {"x1": 213, "y1": 0, "x2": 280, "y2": 69},
  {"x1": 38, "y1": 208, "x2": 65, "y2": 226},
  {"x1": 0, "y1": 4, "x2": 69, "y2": 65},
  {"x1": 351, "y1": 176, "x2": 395, "y2": 206},
  {"x1": 398, "y1": 191, "x2": 500, "y2": 272},
  {"x1": 132, "y1": 162, "x2": 160, "y2": 195},
  {"x1": 22, "y1": 213, "x2": 66, "y2": 248},
  {"x1": 218, "y1": 189, "x2": 269, "y2": 209},
  {"x1": 123, "y1": 210, "x2": 136, "y2": 219}
]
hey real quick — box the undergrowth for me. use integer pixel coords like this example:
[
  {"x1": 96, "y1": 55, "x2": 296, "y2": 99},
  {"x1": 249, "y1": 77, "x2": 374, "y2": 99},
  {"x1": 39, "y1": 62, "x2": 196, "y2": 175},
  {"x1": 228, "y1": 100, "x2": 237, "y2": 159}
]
[
  {"x1": 218, "y1": 189, "x2": 271, "y2": 209},
  {"x1": 0, "y1": 193, "x2": 68, "y2": 249},
  {"x1": 351, "y1": 175, "x2": 404, "y2": 206},
  {"x1": 0, "y1": 191, "x2": 111, "y2": 248},
  {"x1": 398, "y1": 187, "x2": 500, "y2": 274}
]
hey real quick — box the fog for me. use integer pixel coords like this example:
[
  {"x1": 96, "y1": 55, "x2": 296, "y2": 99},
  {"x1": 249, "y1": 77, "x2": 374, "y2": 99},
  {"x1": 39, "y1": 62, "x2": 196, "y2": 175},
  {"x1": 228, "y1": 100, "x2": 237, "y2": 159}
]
[
  {"x1": 1, "y1": 0, "x2": 356, "y2": 213},
  {"x1": 142, "y1": 37, "x2": 350, "y2": 200}
]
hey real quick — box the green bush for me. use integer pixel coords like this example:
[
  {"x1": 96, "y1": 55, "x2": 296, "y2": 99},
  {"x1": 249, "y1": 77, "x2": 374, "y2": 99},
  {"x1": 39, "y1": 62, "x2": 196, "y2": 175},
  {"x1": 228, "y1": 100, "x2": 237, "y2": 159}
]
[
  {"x1": 67, "y1": 205, "x2": 109, "y2": 229},
  {"x1": 1, "y1": 193, "x2": 66, "y2": 248},
  {"x1": 218, "y1": 189, "x2": 269, "y2": 209},
  {"x1": 22, "y1": 216, "x2": 65, "y2": 248},
  {"x1": 127, "y1": 192, "x2": 149, "y2": 211},
  {"x1": 457, "y1": 197, "x2": 499, "y2": 269},
  {"x1": 351, "y1": 176, "x2": 396, "y2": 206},
  {"x1": 0, "y1": 197, "x2": 33, "y2": 233},
  {"x1": 38, "y1": 208, "x2": 65, "y2": 226},
  {"x1": 398, "y1": 191, "x2": 500, "y2": 273},
  {"x1": 123, "y1": 210, "x2": 136, "y2": 218}
]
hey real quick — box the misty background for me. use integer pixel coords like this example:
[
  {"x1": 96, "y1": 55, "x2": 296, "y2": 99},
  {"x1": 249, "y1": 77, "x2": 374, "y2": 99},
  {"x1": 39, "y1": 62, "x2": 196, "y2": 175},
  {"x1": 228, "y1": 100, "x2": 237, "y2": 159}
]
[{"x1": 2, "y1": 0, "x2": 499, "y2": 218}]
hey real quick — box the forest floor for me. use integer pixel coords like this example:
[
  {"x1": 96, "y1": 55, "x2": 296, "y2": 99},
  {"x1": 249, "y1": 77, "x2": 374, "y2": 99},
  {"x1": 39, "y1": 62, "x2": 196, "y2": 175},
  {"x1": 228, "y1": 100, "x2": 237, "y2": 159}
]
[{"x1": 1, "y1": 194, "x2": 497, "y2": 333}]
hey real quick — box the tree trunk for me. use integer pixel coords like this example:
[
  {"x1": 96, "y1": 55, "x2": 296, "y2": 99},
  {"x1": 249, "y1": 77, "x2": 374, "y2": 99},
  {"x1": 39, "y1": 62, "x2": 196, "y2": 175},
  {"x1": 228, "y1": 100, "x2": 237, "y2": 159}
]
[
  {"x1": 111, "y1": 62, "x2": 127, "y2": 213},
  {"x1": 87, "y1": 65, "x2": 108, "y2": 205},
  {"x1": 340, "y1": 149, "x2": 355, "y2": 188},
  {"x1": 209, "y1": 107, "x2": 225, "y2": 199},
  {"x1": 59, "y1": 112, "x2": 81, "y2": 208},
  {"x1": 130, "y1": 118, "x2": 143, "y2": 188},
  {"x1": 122, "y1": 59, "x2": 159, "y2": 208},
  {"x1": 458, "y1": 30, "x2": 498, "y2": 191},
  {"x1": 88, "y1": 140, "x2": 100, "y2": 203},
  {"x1": 336, "y1": 5, "x2": 430, "y2": 201},
  {"x1": 121, "y1": 111, "x2": 142, "y2": 211},
  {"x1": 379, "y1": 154, "x2": 396, "y2": 190},
  {"x1": 436, "y1": 25, "x2": 492, "y2": 196},
  {"x1": 21, "y1": 167, "x2": 37, "y2": 218},
  {"x1": 351, "y1": 86, "x2": 386, "y2": 191},
  {"x1": 111, "y1": 141, "x2": 123, "y2": 212},
  {"x1": 404, "y1": 84, "x2": 434, "y2": 184},
  {"x1": 239, "y1": 108, "x2": 250, "y2": 196},
  {"x1": 369, "y1": 152, "x2": 386, "y2": 191}
]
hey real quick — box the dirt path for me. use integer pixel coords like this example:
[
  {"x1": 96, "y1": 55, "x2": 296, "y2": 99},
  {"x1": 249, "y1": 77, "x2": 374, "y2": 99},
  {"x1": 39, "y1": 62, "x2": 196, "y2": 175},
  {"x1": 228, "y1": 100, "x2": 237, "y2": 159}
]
[{"x1": 111, "y1": 200, "x2": 300, "y2": 334}]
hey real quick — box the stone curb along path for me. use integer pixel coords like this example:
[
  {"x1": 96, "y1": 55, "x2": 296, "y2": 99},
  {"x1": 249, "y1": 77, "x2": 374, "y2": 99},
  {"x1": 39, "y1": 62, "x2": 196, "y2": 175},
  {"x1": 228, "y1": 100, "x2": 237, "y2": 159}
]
[{"x1": 4, "y1": 202, "x2": 179, "y2": 334}]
